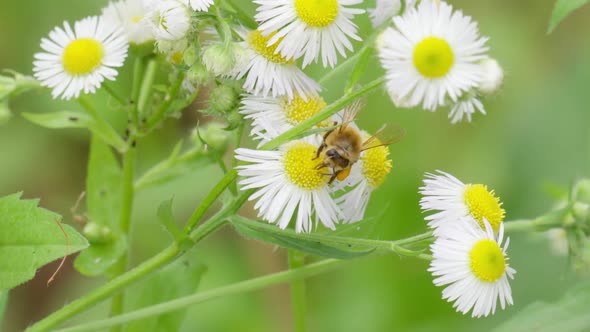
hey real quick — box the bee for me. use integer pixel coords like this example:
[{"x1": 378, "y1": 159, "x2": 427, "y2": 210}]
[{"x1": 314, "y1": 100, "x2": 405, "y2": 184}]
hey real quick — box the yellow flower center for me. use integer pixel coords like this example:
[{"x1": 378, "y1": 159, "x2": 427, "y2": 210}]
[
  {"x1": 294, "y1": 0, "x2": 339, "y2": 27},
  {"x1": 413, "y1": 37, "x2": 454, "y2": 78},
  {"x1": 248, "y1": 30, "x2": 293, "y2": 65},
  {"x1": 361, "y1": 144, "x2": 392, "y2": 188},
  {"x1": 170, "y1": 52, "x2": 184, "y2": 65},
  {"x1": 281, "y1": 95, "x2": 327, "y2": 125},
  {"x1": 131, "y1": 15, "x2": 143, "y2": 23},
  {"x1": 469, "y1": 239, "x2": 506, "y2": 282},
  {"x1": 464, "y1": 184, "x2": 505, "y2": 232},
  {"x1": 283, "y1": 142, "x2": 328, "y2": 190},
  {"x1": 62, "y1": 38, "x2": 104, "y2": 75}
]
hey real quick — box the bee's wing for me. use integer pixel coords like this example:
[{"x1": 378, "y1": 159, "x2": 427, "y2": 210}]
[
  {"x1": 339, "y1": 98, "x2": 365, "y2": 131},
  {"x1": 361, "y1": 124, "x2": 406, "y2": 151}
]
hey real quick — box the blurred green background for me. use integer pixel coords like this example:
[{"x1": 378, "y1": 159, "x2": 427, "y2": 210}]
[{"x1": 2, "y1": 0, "x2": 590, "y2": 331}]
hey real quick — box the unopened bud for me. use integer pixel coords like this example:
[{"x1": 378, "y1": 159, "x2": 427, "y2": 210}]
[
  {"x1": 202, "y1": 44, "x2": 237, "y2": 76},
  {"x1": 573, "y1": 202, "x2": 590, "y2": 222},
  {"x1": 193, "y1": 122, "x2": 231, "y2": 152},
  {"x1": 183, "y1": 46, "x2": 199, "y2": 66},
  {"x1": 225, "y1": 108, "x2": 243, "y2": 130},
  {"x1": 209, "y1": 85, "x2": 239, "y2": 114},
  {"x1": 478, "y1": 58, "x2": 504, "y2": 95},
  {"x1": 83, "y1": 222, "x2": 113, "y2": 244},
  {"x1": 574, "y1": 179, "x2": 590, "y2": 204},
  {"x1": 187, "y1": 63, "x2": 210, "y2": 86}
]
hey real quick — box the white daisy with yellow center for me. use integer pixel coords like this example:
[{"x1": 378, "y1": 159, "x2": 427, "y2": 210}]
[
  {"x1": 254, "y1": 0, "x2": 364, "y2": 68},
  {"x1": 144, "y1": 0, "x2": 191, "y2": 41},
  {"x1": 376, "y1": 0, "x2": 489, "y2": 111},
  {"x1": 101, "y1": 0, "x2": 154, "y2": 44},
  {"x1": 33, "y1": 16, "x2": 129, "y2": 100},
  {"x1": 239, "y1": 93, "x2": 329, "y2": 144},
  {"x1": 235, "y1": 137, "x2": 342, "y2": 233},
  {"x1": 234, "y1": 29, "x2": 321, "y2": 100},
  {"x1": 429, "y1": 219, "x2": 515, "y2": 318},
  {"x1": 179, "y1": 0, "x2": 213, "y2": 11},
  {"x1": 420, "y1": 171, "x2": 505, "y2": 235},
  {"x1": 368, "y1": 0, "x2": 416, "y2": 28},
  {"x1": 335, "y1": 132, "x2": 393, "y2": 223}
]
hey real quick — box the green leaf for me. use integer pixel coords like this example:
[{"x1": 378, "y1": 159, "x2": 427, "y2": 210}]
[
  {"x1": 493, "y1": 281, "x2": 590, "y2": 332},
  {"x1": 126, "y1": 254, "x2": 206, "y2": 332},
  {"x1": 231, "y1": 216, "x2": 375, "y2": 259},
  {"x1": 134, "y1": 143, "x2": 213, "y2": 190},
  {"x1": 74, "y1": 138, "x2": 125, "y2": 276},
  {"x1": 0, "y1": 193, "x2": 88, "y2": 291},
  {"x1": 548, "y1": 0, "x2": 590, "y2": 33},
  {"x1": 157, "y1": 198, "x2": 184, "y2": 242},
  {"x1": 73, "y1": 235, "x2": 127, "y2": 276},
  {"x1": 345, "y1": 47, "x2": 372, "y2": 94},
  {"x1": 22, "y1": 111, "x2": 126, "y2": 151}
]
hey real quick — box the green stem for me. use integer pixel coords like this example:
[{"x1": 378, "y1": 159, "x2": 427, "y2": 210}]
[
  {"x1": 129, "y1": 57, "x2": 146, "y2": 126},
  {"x1": 53, "y1": 259, "x2": 345, "y2": 332},
  {"x1": 102, "y1": 83, "x2": 127, "y2": 105},
  {"x1": 222, "y1": 0, "x2": 257, "y2": 30},
  {"x1": 109, "y1": 139, "x2": 138, "y2": 330},
  {"x1": 260, "y1": 77, "x2": 386, "y2": 150},
  {"x1": 288, "y1": 250, "x2": 307, "y2": 332},
  {"x1": 78, "y1": 96, "x2": 127, "y2": 152},
  {"x1": 137, "y1": 59, "x2": 158, "y2": 120},
  {"x1": 143, "y1": 71, "x2": 186, "y2": 132},
  {"x1": 183, "y1": 169, "x2": 238, "y2": 233}
]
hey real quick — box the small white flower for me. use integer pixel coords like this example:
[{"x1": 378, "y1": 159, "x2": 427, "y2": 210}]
[
  {"x1": 101, "y1": 0, "x2": 154, "y2": 44},
  {"x1": 235, "y1": 137, "x2": 342, "y2": 233},
  {"x1": 145, "y1": 0, "x2": 191, "y2": 41},
  {"x1": 33, "y1": 16, "x2": 129, "y2": 100},
  {"x1": 179, "y1": 0, "x2": 213, "y2": 11},
  {"x1": 254, "y1": 0, "x2": 364, "y2": 68},
  {"x1": 448, "y1": 95, "x2": 485, "y2": 124},
  {"x1": 377, "y1": 1, "x2": 489, "y2": 111},
  {"x1": 368, "y1": 0, "x2": 416, "y2": 27},
  {"x1": 429, "y1": 219, "x2": 515, "y2": 318},
  {"x1": 336, "y1": 132, "x2": 393, "y2": 223},
  {"x1": 233, "y1": 29, "x2": 321, "y2": 100},
  {"x1": 478, "y1": 58, "x2": 504, "y2": 95},
  {"x1": 239, "y1": 93, "x2": 329, "y2": 144},
  {"x1": 420, "y1": 171, "x2": 505, "y2": 235}
]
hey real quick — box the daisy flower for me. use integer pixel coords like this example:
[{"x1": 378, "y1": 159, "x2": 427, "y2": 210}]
[
  {"x1": 448, "y1": 95, "x2": 485, "y2": 124},
  {"x1": 254, "y1": 0, "x2": 364, "y2": 68},
  {"x1": 179, "y1": 0, "x2": 213, "y2": 11},
  {"x1": 368, "y1": 0, "x2": 416, "y2": 27},
  {"x1": 239, "y1": 93, "x2": 329, "y2": 143},
  {"x1": 335, "y1": 132, "x2": 393, "y2": 223},
  {"x1": 429, "y1": 219, "x2": 515, "y2": 318},
  {"x1": 233, "y1": 29, "x2": 321, "y2": 99},
  {"x1": 144, "y1": 0, "x2": 191, "y2": 41},
  {"x1": 419, "y1": 170, "x2": 505, "y2": 235},
  {"x1": 101, "y1": 0, "x2": 154, "y2": 44},
  {"x1": 376, "y1": 0, "x2": 489, "y2": 110},
  {"x1": 33, "y1": 16, "x2": 129, "y2": 100},
  {"x1": 235, "y1": 137, "x2": 342, "y2": 233}
]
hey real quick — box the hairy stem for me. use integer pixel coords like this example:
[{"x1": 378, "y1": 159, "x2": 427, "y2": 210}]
[
  {"x1": 108, "y1": 138, "x2": 137, "y2": 331},
  {"x1": 288, "y1": 250, "x2": 307, "y2": 332},
  {"x1": 143, "y1": 71, "x2": 186, "y2": 132},
  {"x1": 53, "y1": 259, "x2": 346, "y2": 332}
]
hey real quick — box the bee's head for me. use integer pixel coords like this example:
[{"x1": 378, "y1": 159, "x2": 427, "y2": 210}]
[{"x1": 326, "y1": 148, "x2": 349, "y2": 168}]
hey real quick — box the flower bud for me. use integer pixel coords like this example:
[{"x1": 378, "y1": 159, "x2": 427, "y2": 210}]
[
  {"x1": 202, "y1": 44, "x2": 237, "y2": 77},
  {"x1": 225, "y1": 108, "x2": 244, "y2": 130},
  {"x1": 572, "y1": 202, "x2": 590, "y2": 223},
  {"x1": 183, "y1": 46, "x2": 199, "y2": 66},
  {"x1": 574, "y1": 179, "x2": 590, "y2": 204},
  {"x1": 83, "y1": 222, "x2": 113, "y2": 245},
  {"x1": 209, "y1": 85, "x2": 239, "y2": 114},
  {"x1": 187, "y1": 62, "x2": 210, "y2": 86},
  {"x1": 192, "y1": 122, "x2": 230, "y2": 152},
  {"x1": 478, "y1": 58, "x2": 504, "y2": 95}
]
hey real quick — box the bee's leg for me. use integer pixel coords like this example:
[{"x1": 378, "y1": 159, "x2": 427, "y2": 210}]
[
  {"x1": 328, "y1": 169, "x2": 343, "y2": 185},
  {"x1": 315, "y1": 161, "x2": 329, "y2": 170},
  {"x1": 313, "y1": 142, "x2": 327, "y2": 160}
]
